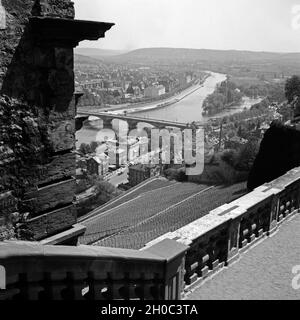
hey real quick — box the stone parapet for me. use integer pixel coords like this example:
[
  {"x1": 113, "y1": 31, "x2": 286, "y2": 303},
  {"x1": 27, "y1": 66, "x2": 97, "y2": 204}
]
[
  {"x1": 144, "y1": 166, "x2": 300, "y2": 294},
  {"x1": 0, "y1": 238, "x2": 187, "y2": 300}
]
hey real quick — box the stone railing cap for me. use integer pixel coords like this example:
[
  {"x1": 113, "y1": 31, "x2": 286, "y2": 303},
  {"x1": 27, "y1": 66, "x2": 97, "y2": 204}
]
[
  {"x1": 144, "y1": 238, "x2": 188, "y2": 262},
  {"x1": 0, "y1": 239, "x2": 188, "y2": 264}
]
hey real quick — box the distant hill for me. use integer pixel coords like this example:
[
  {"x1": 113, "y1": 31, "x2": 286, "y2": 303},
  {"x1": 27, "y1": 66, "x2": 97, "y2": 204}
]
[
  {"x1": 75, "y1": 48, "x2": 128, "y2": 59},
  {"x1": 103, "y1": 47, "x2": 300, "y2": 76},
  {"x1": 111, "y1": 47, "x2": 300, "y2": 64},
  {"x1": 75, "y1": 47, "x2": 300, "y2": 66},
  {"x1": 74, "y1": 54, "x2": 103, "y2": 65}
]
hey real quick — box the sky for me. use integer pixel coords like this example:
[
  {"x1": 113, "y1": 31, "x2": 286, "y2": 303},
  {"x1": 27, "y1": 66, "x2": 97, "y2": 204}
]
[{"x1": 74, "y1": 0, "x2": 300, "y2": 52}]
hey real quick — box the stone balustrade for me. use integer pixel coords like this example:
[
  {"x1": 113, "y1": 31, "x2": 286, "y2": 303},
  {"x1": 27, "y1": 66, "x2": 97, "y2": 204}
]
[
  {"x1": 144, "y1": 167, "x2": 300, "y2": 294},
  {"x1": 0, "y1": 239, "x2": 187, "y2": 300},
  {"x1": 1, "y1": 167, "x2": 300, "y2": 300}
]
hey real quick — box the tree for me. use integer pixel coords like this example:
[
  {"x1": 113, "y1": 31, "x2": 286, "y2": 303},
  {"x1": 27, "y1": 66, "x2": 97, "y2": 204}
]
[
  {"x1": 90, "y1": 141, "x2": 99, "y2": 153},
  {"x1": 221, "y1": 149, "x2": 239, "y2": 168},
  {"x1": 126, "y1": 85, "x2": 134, "y2": 95},
  {"x1": 76, "y1": 179, "x2": 88, "y2": 194},
  {"x1": 285, "y1": 75, "x2": 300, "y2": 103},
  {"x1": 113, "y1": 90, "x2": 120, "y2": 97},
  {"x1": 79, "y1": 143, "x2": 92, "y2": 155},
  {"x1": 277, "y1": 102, "x2": 293, "y2": 122},
  {"x1": 235, "y1": 140, "x2": 260, "y2": 172},
  {"x1": 94, "y1": 181, "x2": 121, "y2": 204}
]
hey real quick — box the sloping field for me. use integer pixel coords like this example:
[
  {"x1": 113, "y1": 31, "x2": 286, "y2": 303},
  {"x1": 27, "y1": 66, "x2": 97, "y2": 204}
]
[
  {"x1": 78, "y1": 178, "x2": 176, "y2": 221},
  {"x1": 79, "y1": 181, "x2": 209, "y2": 245},
  {"x1": 93, "y1": 182, "x2": 246, "y2": 249},
  {"x1": 79, "y1": 181, "x2": 247, "y2": 248}
]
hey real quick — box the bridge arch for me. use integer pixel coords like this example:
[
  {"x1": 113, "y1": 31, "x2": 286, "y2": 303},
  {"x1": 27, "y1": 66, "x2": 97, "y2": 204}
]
[{"x1": 95, "y1": 128, "x2": 117, "y2": 143}]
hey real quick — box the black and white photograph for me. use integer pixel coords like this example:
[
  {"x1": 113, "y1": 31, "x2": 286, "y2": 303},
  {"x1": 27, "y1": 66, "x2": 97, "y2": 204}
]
[{"x1": 0, "y1": 0, "x2": 300, "y2": 309}]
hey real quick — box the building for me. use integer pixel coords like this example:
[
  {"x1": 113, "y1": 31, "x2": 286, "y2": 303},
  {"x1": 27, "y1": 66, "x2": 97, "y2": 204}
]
[
  {"x1": 158, "y1": 79, "x2": 175, "y2": 93},
  {"x1": 106, "y1": 139, "x2": 128, "y2": 168},
  {"x1": 87, "y1": 154, "x2": 110, "y2": 176},
  {"x1": 186, "y1": 73, "x2": 193, "y2": 83},
  {"x1": 127, "y1": 136, "x2": 140, "y2": 161},
  {"x1": 144, "y1": 84, "x2": 166, "y2": 98},
  {"x1": 132, "y1": 85, "x2": 141, "y2": 96},
  {"x1": 128, "y1": 164, "x2": 160, "y2": 187}
]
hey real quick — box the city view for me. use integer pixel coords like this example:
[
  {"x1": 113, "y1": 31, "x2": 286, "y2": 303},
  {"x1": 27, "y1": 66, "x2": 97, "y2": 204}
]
[{"x1": 0, "y1": 0, "x2": 300, "y2": 308}]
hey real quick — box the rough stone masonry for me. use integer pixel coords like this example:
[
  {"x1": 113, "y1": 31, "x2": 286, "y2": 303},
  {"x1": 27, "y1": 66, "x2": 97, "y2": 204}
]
[{"x1": 0, "y1": 0, "x2": 113, "y2": 242}]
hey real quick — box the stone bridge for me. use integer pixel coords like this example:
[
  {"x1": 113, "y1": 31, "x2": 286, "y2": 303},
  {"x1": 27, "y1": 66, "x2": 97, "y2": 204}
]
[{"x1": 76, "y1": 111, "x2": 195, "y2": 132}]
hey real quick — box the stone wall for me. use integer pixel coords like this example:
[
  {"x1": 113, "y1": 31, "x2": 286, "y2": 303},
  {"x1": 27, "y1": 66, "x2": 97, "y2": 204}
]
[
  {"x1": 0, "y1": 0, "x2": 76, "y2": 241},
  {"x1": 0, "y1": 0, "x2": 75, "y2": 102}
]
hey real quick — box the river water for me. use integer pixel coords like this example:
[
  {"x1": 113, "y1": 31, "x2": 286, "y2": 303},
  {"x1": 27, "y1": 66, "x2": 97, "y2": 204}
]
[
  {"x1": 76, "y1": 72, "x2": 261, "y2": 146},
  {"x1": 131, "y1": 72, "x2": 227, "y2": 123}
]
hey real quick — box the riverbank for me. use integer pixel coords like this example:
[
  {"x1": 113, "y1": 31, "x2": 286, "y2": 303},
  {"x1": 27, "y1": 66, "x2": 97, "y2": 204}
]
[
  {"x1": 104, "y1": 76, "x2": 209, "y2": 115},
  {"x1": 202, "y1": 96, "x2": 263, "y2": 121},
  {"x1": 77, "y1": 75, "x2": 208, "y2": 115},
  {"x1": 129, "y1": 72, "x2": 227, "y2": 123},
  {"x1": 130, "y1": 80, "x2": 207, "y2": 115}
]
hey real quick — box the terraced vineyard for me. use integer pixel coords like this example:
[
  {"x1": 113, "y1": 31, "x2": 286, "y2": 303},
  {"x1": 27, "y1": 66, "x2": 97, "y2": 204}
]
[
  {"x1": 79, "y1": 182, "x2": 210, "y2": 244},
  {"x1": 79, "y1": 178, "x2": 176, "y2": 221},
  {"x1": 79, "y1": 180, "x2": 247, "y2": 248},
  {"x1": 93, "y1": 182, "x2": 246, "y2": 249}
]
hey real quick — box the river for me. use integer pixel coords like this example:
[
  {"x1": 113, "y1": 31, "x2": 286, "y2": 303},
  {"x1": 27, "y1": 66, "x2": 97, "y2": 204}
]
[
  {"x1": 130, "y1": 72, "x2": 227, "y2": 122},
  {"x1": 76, "y1": 72, "x2": 262, "y2": 146}
]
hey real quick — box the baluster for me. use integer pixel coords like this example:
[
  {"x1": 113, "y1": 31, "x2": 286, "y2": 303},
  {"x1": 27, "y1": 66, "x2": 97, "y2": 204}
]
[
  {"x1": 134, "y1": 273, "x2": 145, "y2": 300},
  {"x1": 201, "y1": 251, "x2": 210, "y2": 278},
  {"x1": 72, "y1": 272, "x2": 86, "y2": 300},
  {"x1": 101, "y1": 272, "x2": 113, "y2": 300},
  {"x1": 118, "y1": 272, "x2": 130, "y2": 300},
  {"x1": 27, "y1": 272, "x2": 44, "y2": 300},
  {"x1": 185, "y1": 248, "x2": 198, "y2": 285},
  {"x1": 83, "y1": 271, "x2": 95, "y2": 300},
  {"x1": 227, "y1": 219, "x2": 240, "y2": 264},
  {"x1": 210, "y1": 237, "x2": 220, "y2": 271},
  {"x1": 249, "y1": 213, "x2": 256, "y2": 243},
  {"x1": 39, "y1": 272, "x2": 53, "y2": 300},
  {"x1": 61, "y1": 272, "x2": 75, "y2": 300},
  {"x1": 50, "y1": 272, "x2": 68, "y2": 300},
  {"x1": 278, "y1": 197, "x2": 284, "y2": 222},
  {"x1": 149, "y1": 273, "x2": 161, "y2": 300},
  {"x1": 15, "y1": 273, "x2": 28, "y2": 300}
]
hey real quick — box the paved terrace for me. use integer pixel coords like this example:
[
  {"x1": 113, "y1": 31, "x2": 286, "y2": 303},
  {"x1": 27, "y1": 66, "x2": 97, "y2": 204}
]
[
  {"x1": 187, "y1": 213, "x2": 300, "y2": 300},
  {"x1": 79, "y1": 179, "x2": 247, "y2": 249}
]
